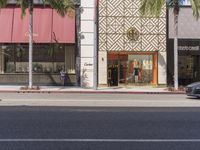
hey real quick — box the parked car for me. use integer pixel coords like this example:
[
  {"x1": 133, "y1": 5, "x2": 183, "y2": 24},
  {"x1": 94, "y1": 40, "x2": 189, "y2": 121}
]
[{"x1": 186, "y1": 82, "x2": 200, "y2": 98}]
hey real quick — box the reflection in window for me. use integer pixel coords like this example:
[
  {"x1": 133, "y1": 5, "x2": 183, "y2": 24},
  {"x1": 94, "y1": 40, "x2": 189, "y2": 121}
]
[
  {"x1": 126, "y1": 55, "x2": 153, "y2": 84},
  {"x1": 108, "y1": 53, "x2": 153, "y2": 86},
  {"x1": 3, "y1": 44, "x2": 68, "y2": 73},
  {"x1": 179, "y1": 0, "x2": 191, "y2": 6}
]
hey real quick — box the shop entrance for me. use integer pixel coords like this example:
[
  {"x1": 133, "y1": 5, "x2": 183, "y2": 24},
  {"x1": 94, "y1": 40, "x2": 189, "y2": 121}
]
[
  {"x1": 108, "y1": 63, "x2": 118, "y2": 86},
  {"x1": 108, "y1": 52, "x2": 157, "y2": 86},
  {"x1": 179, "y1": 55, "x2": 200, "y2": 85}
]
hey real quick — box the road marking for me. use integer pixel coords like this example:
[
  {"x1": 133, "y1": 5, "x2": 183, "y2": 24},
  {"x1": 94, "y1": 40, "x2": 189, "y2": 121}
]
[{"x1": 0, "y1": 139, "x2": 200, "y2": 142}]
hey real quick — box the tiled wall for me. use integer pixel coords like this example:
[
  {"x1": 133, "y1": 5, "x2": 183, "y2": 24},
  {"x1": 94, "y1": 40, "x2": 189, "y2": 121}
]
[{"x1": 98, "y1": 0, "x2": 167, "y2": 52}]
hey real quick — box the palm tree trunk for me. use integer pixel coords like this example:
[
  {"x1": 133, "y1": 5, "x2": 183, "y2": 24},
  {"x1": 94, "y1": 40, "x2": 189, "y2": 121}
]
[
  {"x1": 75, "y1": 3, "x2": 80, "y2": 86},
  {"x1": 174, "y1": 13, "x2": 178, "y2": 90},
  {"x1": 28, "y1": 0, "x2": 33, "y2": 88}
]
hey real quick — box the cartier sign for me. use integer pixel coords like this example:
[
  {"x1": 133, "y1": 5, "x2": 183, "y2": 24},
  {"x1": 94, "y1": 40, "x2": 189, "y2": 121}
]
[{"x1": 84, "y1": 63, "x2": 93, "y2": 66}]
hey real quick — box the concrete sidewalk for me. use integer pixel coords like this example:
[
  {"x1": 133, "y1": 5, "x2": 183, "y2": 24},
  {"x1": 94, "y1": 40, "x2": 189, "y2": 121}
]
[
  {"x1": 0, "y1": 92, "x2": 197, "y2": 107},
  {"x1": 0, "y1": 86, "x2": 196, "y2": 108},
  {"x1": 0, "y1": 85, "x2": 185, "y2": 94},
  {"x1": 1, "y1": 98, "x2": 199, "y2": 107}
]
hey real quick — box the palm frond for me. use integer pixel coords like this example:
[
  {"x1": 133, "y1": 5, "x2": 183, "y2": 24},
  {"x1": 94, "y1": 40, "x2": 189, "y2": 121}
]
[
  {"x1": 45, "y1": 0, "x2": 75, "y2": 17},
  {"x1": 173, "y1": 0, "x2": 179, "y2": 16},
  {"x1": 140, "y1": 0, "x2": 165, "y2": 17},
  {"x1": 0, "y1": 0, "x2": 8, "y2": 8},
  {"x1": 16, "y1": 0, "x2": 29, "y2": 17},
  {"x1": 140, "y1": 0, "x2": 200, "y2": 19},
  {"x1": 190, "y1": 0, "x2": 200, "y2": 19}
]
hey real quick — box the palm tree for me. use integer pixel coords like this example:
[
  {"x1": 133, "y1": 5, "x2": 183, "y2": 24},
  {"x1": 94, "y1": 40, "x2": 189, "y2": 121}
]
[
  {"x1": 140, "y1": 0, "x2": 200, "y2": 90},
  {"x1": 0, "y1": 0, "x2": 74, "y2": 88}
]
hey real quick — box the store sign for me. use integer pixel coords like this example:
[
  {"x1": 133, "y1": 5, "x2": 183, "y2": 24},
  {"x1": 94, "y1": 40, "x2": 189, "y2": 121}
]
[
  {"x1": 81, "y1": 58, "x2": 94, "y2": 71},
  {"x1": 25, "y1": 31, "x2": 39, "y2": 37},
  {"x1": 126, "y1": 27, "x2": 140, "y2": 41},
  {"x1": 178, "y1": 46, "x2": 199, "y2": 51},
  {"x1": 84, "y1": 63, "x2": 93, "y2": 67}
]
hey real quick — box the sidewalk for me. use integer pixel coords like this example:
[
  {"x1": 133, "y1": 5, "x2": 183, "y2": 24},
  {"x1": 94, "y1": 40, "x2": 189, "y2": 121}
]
[
  {"x1": 0, "y1": 85, "x2": 185, "y2": 94},
  {"x1": 0, "y1": 86, "x2": 196, "y2": 108}
]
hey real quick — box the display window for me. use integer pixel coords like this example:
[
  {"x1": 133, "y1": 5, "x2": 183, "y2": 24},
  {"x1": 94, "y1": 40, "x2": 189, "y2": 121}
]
[
  {"x1": 108, "y1": 52, "x2": 157, "y2": 86},
  {"x1": 2, "y1": 44, "x2": 66, "y2": 73},
  {"x1": 178, "y1": 55, "x2": 200, "y2": 85},
  {"x1": 126, "y1": 55, "x2": 153, "y2": 85}
]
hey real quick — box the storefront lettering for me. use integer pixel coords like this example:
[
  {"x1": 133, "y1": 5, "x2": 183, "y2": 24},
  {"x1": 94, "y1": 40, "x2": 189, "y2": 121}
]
[
  {"x1": 25, "y1": 32, "x2": 39, "y2": 37},
  {"x1": 84, "y1": 63, "x2": 93, "y2": 66},
  {"x1": 178, "y1": 46, "x2": 199, "y2": 51}
]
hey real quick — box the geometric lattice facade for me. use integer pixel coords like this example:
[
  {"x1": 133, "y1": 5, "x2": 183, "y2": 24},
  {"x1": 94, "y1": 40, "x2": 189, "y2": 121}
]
[{"x1": 99, "y1": 0, "x2": 166, "y2": 52}]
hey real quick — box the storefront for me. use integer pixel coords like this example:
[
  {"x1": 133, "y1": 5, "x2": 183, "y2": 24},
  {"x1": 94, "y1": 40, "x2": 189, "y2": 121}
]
[
  {"x1": 0, "y1": 6, "x2": 76, "y2": 85},
  {"x1": 97, "y1": 0, "x2": 167, "y2": 87},
  {"x1": 107, "y1": 52, "x2": 158, "y2": 86},
  {"x1": 168, "y1": 7, "x2": 200, "y2": 86},
  {"x1": 168, "y1": 39, "x2": 200, "y2": 86}
]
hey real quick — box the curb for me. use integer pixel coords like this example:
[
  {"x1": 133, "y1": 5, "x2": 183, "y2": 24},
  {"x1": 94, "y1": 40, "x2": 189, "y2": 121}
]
[{"x1": 0, "y1": 90, "x2": 185, "y2": 94}]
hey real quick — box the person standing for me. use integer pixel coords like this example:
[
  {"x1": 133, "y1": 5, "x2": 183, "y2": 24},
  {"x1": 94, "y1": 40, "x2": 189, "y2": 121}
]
[{"x1": 60, "y1": 69, "x2": 66, "y2": 86}]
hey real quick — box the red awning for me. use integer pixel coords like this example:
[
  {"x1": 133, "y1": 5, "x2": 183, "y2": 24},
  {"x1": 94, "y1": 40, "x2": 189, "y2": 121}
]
[
  {"x1": 11, "y1": 7, "x2": 75, "y2": 43},
  {"x1": 12, "y1": 8, "x2": 52, "y2": 43},
  {"x1": 32, "y1": 8, "x2": 52, "y2": 43},
  {"x1": 12, "y1": 8, "x2": 29, "y2": 43},
  {"x1": 0, "y1": 8, "x2": 14, "y2": 43},
  {"x1": 52, "y1": 10, "x2": 75, "y2": 43}
]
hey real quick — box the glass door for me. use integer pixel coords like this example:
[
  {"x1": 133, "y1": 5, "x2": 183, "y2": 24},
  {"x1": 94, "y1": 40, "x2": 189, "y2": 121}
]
[{"x1": 108, "y1": 60, "x2": 118, "y2": 86}]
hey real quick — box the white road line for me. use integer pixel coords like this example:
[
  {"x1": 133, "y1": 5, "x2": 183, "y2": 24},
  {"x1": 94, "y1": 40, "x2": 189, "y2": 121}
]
[{"x1": 0, "y1": 139, "x2": 200, "y2": 142}]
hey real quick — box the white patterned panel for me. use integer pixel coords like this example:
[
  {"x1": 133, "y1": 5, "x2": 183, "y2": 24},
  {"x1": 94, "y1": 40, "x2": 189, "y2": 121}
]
[
  {"x1": 141, "y1": 35, "x2": 159, "y2": 51},
  {"x1": 159, "y1": 18, "x2": 166, "y2": 34},
  {"x1": 142, "y1": 18, "x2": 159, "y2": 34},
  {"x1": 107, "y1": 34, "x2": 124, "y2": 51},
  {"x1": 98, "y1": 0, "x2": 167, "y2": 52},
  {"x1": 125, "y1": 0, "x2": 140, "y2": 7},
  {"x1": 124, "y1": 17, "x2": 141, "y2": 32},
  {"x1": 124, "y1": 0, "x2": 140, "y2": 17},
  {"x1": 160, "y1": 4, "x2": 166, "y2": 18},
  {"x1": 99, "y1": 33, "x2": 107, "y2": 51},
  {"x1": 124, "y1": 35, "x2": 142, "y2": 51},
  {"x1": 99, "y1": 17, "x2": 107, "y2": 33},
  {"x1": 99, "y1": 0, "x2": 107, "y2": 16},
  {"x1": 99, "y1": 6, "x2": 107, "y2": 17},
  {"x1": 107, "y1": 17, "x2": 124, "y2": 34},
  {"x1": 158, "y1": 35, "x2": 166, "y2": 52},
  {"x1": 99, "y1": 0, "x2": 107, "y2": 8},
  {"x1": 107, "y1": 0, "x2": 124, "y2": 16}
]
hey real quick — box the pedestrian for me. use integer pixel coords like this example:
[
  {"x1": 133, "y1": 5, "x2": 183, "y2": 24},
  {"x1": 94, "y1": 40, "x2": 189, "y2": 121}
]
[{"x1": 60, "y1": 69, "x2": 66, "y2": 86}]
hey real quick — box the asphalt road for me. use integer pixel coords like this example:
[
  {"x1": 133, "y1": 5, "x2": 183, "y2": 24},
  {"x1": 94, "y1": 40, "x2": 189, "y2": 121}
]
[{"x1": 1, "y1": 107, "x2": 200, "y2": 150}]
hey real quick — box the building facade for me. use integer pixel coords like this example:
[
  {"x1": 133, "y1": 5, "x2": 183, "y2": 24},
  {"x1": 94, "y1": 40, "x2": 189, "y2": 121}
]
[
  {"x1": 0, "y1": 3, "x2": 76, "y2": 86},
  {"x1": 0, "y1": 0, "x2": 168, "y2": 88},
  {"x1": 80, "y1": 0, "x2": 97, "y2": 87},
  {"x1": 97, "y1": 0, "x2": 167, "y2": 87},
  {"x1": 168, "y1": 6, "x2": 200, "y2": 86}
]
